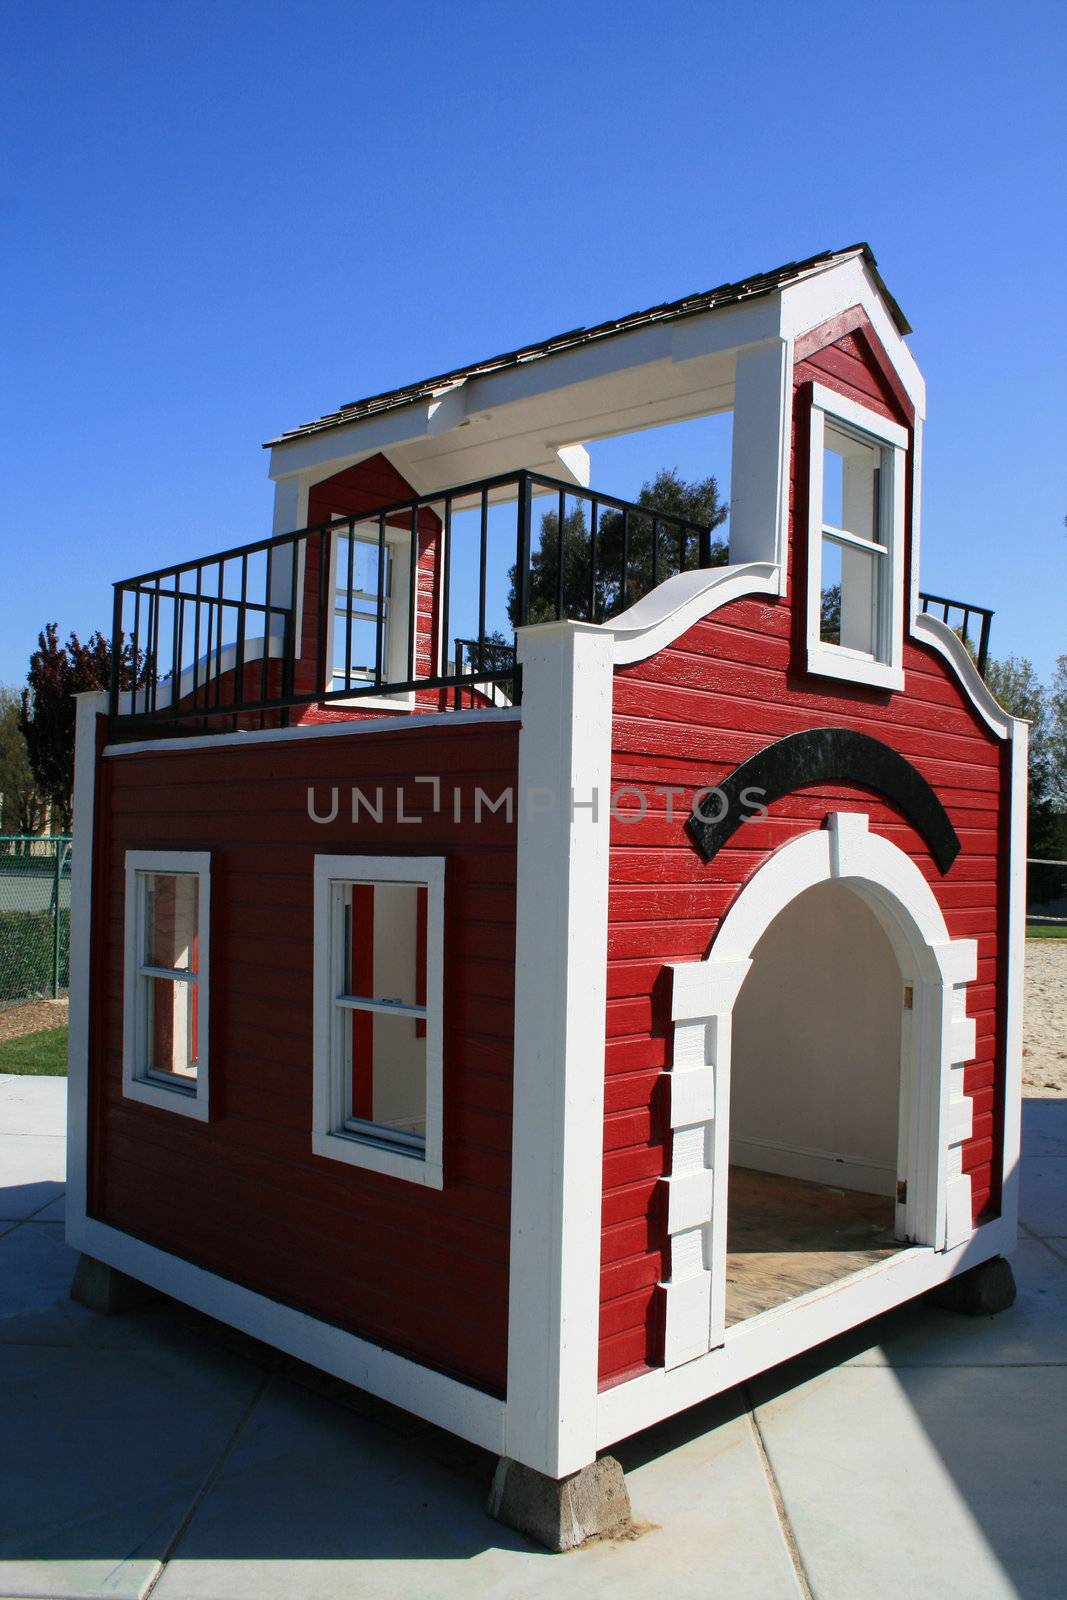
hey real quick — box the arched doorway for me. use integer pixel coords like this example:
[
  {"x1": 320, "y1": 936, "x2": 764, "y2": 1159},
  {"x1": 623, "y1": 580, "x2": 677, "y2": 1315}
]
[
  {"x1": 726, "y1": 878, "x2": 906, "y2": 1324},
  {"x1": 661, "y1": 813, "x2": 979, "y2": 1369}
]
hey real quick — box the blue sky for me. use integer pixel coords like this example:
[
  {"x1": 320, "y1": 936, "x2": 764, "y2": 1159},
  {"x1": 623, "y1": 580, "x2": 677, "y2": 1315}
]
[{"x1": 1, "y1": 0, "x2": 1064, "y2": 687}]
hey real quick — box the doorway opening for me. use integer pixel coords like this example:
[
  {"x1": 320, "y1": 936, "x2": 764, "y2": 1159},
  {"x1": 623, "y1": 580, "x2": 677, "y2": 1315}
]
[{"x1": 725, "y1": 879, "x2": 909, "y2": 1325}]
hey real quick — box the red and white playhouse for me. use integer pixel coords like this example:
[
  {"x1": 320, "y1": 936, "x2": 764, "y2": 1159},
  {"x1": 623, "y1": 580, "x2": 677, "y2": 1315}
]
[{"x1": 67, "y1": 244, "x2": 1025, "y2": 1545}]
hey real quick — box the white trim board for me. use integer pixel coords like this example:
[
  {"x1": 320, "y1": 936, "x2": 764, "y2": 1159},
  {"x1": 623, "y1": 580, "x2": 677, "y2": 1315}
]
[
  {"x1": 66, "y1": 691, "x2": 108, "y2": 1227},
  {"x1": 505, "y1": 619, "x2": 614, "y2": 1479},
  {"x1": 103, "y1": 705, "x2": 521, "y2": 759},
  {"x1": 66, "y1": 1212, "x2": 505, "y2": 1453}
]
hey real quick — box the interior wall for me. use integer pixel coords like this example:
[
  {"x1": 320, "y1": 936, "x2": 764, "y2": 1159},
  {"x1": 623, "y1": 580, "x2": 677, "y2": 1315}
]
[{"x1": 729, "y1": 880, "x2": 902, "y2": 1196}]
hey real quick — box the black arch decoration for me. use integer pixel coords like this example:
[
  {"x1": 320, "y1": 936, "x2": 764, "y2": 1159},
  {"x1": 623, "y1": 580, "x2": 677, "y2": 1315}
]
[{"x1": 685, "y1": 727, "x2": 961, "y2": 873}]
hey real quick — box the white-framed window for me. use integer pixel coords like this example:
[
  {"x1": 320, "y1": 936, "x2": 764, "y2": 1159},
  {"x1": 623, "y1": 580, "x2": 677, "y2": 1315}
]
[
  {"x1": 312, "y1": 854, "x2": 444, "y2": 1188},
  {"x1": 805, "y1": 383, "x2": 908, "y2": 691},
  {"x1": 328, "y1": 520, "x2": 414, "y2": 706},
  {"x1": 122, "y1": 850, "x2": 210, "y2": 1121}
]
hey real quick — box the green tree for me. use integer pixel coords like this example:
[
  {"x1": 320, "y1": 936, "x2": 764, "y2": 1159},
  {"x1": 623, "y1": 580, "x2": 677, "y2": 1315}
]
[
  {"x1": 508, "y1": 468, "x2": 728, "y2": 627},
  {"x1": 1047, "y1": 653, "x2": 1067, "y2": 811},
  {"x1": 19, "y1": 624, "x2": 141, "y2": 831},
  {"x1": 985, "y1": 654, "x2": 1065, "y2": 903},
  {"x1": 0, "y1": 687, "x2": 47, "y2": 835}
]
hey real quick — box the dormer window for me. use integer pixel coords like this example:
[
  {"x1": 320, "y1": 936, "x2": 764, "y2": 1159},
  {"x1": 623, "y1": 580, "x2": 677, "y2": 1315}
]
[{"x1": 805, "y1": 384, "x2": 907, "y2": 691}]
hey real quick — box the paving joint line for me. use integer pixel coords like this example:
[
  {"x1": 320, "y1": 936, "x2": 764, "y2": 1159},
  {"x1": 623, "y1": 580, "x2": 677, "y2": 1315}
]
[
  {"x1": 743, "y1": 1383, "x2": 814, "y2": 1600},
  {"x1": 140, "y1": 1368, "x2": 274, "y2": 1599}
]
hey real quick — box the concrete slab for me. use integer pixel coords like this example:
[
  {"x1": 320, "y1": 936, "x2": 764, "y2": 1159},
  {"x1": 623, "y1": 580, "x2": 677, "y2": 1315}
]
[
  {"x1": 151, "y1": 1380, "x2": 800, "y2": 1600},
  {"x1": 1019, "y1": 1158, "x2": 1067, "y2": 1236},
  {"x1": 1021, "y1": 1099, "x2": 1067, "y2": 1159},
  {"x1": 751, "y1": 1361, "x2": 1067, "y2": 1600},
  {"x1": 0, "y1": 1073, "x2": 67, "y2": 1137},
  {"x1": 0, "y1": 1340, "x2": 265, "y2": 1600},
  {"x1": 0, "y1": 1135, "x2": 66, "y2": 1218},
  {"x1": 29, "y1": 1189, "x2": 66, "y2": 1222},
  {"x1": 0, "y1": 1220, "x2": 77, "y2": 1321}
]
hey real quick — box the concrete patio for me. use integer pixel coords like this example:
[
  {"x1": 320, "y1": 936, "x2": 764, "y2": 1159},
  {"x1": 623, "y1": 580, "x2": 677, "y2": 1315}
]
[{"x1": 1, "y1": 1072, "x2": 1064, "y2": 1600}]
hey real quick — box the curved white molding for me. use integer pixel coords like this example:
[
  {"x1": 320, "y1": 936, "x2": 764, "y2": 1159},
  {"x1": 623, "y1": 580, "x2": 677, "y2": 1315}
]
[
  {"x1": 660, "y1": 811, "x2": 978, "y2": 1369},
  {"x1": 606, "y1": 561, "x2": 782, "y2": 666},
  {"x1": 911, "y1": 612, "x2": 1012, "y2": 739}
]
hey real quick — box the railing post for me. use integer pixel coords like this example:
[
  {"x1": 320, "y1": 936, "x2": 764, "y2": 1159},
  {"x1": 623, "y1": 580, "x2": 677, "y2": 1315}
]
[
  {"x1": 109, "y1": 586, "x2": 122, "y2": 722},
  {"x1": 978, "y1": 610, "x2": 993, "y2": 680}
]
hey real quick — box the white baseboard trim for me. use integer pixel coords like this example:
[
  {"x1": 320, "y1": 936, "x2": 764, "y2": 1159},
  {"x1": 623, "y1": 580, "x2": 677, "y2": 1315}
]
[
  {"x1": 729, "y1": 1136, "x2": 897, "y2": 1197},
  {"x1": 597, "y1": 1218, "x2": 1011, "y2": 1448},
  {"x1": 67, "y1": 1214, "x2": 506, "y2": 1454}
]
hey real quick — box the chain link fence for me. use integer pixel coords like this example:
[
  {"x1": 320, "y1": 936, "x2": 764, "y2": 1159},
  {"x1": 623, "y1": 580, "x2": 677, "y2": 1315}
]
[{"x1": 0, "y1": 836, "x2": 73, "y2": 1006}]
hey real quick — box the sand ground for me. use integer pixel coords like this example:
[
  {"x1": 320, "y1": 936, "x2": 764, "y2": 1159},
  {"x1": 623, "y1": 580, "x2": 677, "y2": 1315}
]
[{"x1": 1022, "y1": 939, "x2": 1067, "y2": 1097}]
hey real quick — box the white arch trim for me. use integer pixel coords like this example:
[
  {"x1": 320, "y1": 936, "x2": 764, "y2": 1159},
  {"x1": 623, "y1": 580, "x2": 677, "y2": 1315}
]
[{"x1": 660, "y1": 811, "x2": 978, "y2": 1369}]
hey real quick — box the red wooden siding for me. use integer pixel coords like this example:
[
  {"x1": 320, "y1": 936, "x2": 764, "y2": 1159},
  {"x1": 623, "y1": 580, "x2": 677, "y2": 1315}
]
[
  {"x1": 89, "y1": 717, "x2": 519, "y2": 1394},
  {"x1": 598, "y1": 319, "x2": 1010, "y2": 1388}
]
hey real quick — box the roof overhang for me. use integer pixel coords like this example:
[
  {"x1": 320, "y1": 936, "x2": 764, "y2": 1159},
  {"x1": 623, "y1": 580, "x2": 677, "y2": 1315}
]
[{"x1": 265, "y1": 245, "x2": 922, "y2": 491}]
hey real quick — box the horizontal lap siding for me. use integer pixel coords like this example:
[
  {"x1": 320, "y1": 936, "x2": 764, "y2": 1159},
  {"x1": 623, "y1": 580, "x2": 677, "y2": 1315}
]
[
  {"x1": 599, "y1": 325, "x2": 1010, "y2": 1387},
  {"x1": 90, "y1": 718, "x2": 518, "y2": 1394}
]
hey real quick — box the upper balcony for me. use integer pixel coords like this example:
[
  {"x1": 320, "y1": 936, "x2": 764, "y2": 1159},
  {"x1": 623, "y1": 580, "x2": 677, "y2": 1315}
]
[
  {"x1": 108, "y1": 467, "x2": 724, "y2": 737},
  {"x1": 107, "y1": 246, "x2": 995, "y2": 739}
]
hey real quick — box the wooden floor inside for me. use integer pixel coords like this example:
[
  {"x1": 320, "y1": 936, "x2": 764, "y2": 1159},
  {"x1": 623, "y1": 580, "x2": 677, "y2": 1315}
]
[{"x1": 725, "y1": 1166, "x2": 906, "y2": 1327}]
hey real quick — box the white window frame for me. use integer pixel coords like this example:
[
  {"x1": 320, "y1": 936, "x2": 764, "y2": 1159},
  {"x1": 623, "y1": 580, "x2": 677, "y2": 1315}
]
[
  {"x1": 122, "y1": 850, "x2": 211, "y2": 1121},
  {"x1": 312, "y1": 853, "x2": 444, "y2": 1188},
  {"x1": 326, "y1": 519, "x2": 416, "y2": 712},
  {"x1": 805, "y1": 382, "x2": 908, "y2": 691}
]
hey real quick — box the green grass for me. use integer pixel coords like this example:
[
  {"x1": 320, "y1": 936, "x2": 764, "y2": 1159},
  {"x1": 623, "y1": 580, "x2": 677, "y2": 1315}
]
[
  {"x1": 1027, "y1": 922, "x2": 1067, "y2": 940},
  {"x1": 0, "y1": 1024, "x2": 68, "y2": 1074}
]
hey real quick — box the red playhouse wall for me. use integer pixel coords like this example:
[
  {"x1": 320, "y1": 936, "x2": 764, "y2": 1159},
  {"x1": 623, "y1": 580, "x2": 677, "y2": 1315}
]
[
  {"x1": 598, "y1": 314, "x2": 1011, "y2": 1389},
  {"x1": 87, "y1": 716, "x2": 519, "y2": 1394}
]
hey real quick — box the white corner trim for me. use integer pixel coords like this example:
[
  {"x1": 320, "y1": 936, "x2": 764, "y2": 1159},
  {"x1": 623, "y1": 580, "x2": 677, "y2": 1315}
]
[
  {"x1": 67, "y1": 1212, "x2": 505, "y2": 1453},
  {"x1": 66, "y1": 690, "x2": 108, "y2": 1231},
  {"x1": 606, "y1": 561, "x2": 782, "y2": 667},
  {"x1": 311, "y1": 853, "x2": 445, "y2": 1189},
  {"x1": 505, "y1": 619, "x2": 614, "y2": 1479},
  {"x1": 911, "y1": 612, "x2": 1012, "y2": 738},
  {"x1": 999, "y1": 718, "x2": 1029, "y2": 1244},
  {"x1": 122, "y1": 850, "x2": 212, "y2": 1122},
  {"x1": 660, "y1": 813, "x2": 980, "y2": 1368}
]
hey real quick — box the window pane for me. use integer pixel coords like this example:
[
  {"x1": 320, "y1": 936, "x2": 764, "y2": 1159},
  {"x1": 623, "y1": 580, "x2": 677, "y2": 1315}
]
[
  {"x1": 347, "y1": 1009, "x2": 427, "y2": 1140},
  {"x1": 144, "y1": 873, "x2": 198, "y2": 971},
  {"x1": 823, "y1": 423, "x2": 883, "y2": 543},
  {"x1": 333, "y1": 613, "x2": 380, "y2": 679},
  {"x1": 822, "y1": 535, "x2": 882, "y2": 655},
  {"x1": 341, "y1": 881, "x2": 425, "y2": 1007},
  {"x1": 819, "y1": 538, "x2": 842, "y2": 645},
  {"x1": 145, "y1": 975, "x2": 197, "y2": 1079}
]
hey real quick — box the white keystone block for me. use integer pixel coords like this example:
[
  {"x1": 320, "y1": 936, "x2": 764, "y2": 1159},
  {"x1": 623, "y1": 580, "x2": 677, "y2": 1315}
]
[
  {"x1": 662, "y1": 1169, "x2": 714, "y2": 1234},
  {"x1": 662, "y1": 1269, "x2": 713, "y2": 1369},
  {"x1": 669, "y1": 1067, "x2": 715, "y2": 1128},
  {"x1": 949, "y1": 1017, "x2": 977, "y2": 1065}
]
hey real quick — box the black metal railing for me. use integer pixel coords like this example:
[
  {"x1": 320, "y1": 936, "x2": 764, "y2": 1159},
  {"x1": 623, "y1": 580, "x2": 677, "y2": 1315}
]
[
  {"x1": 917, "y1": 591, "x2": 993, "y2": 678},
  {"x1": 109, "y1": 468, "x2": 717, "y2": 735}
]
